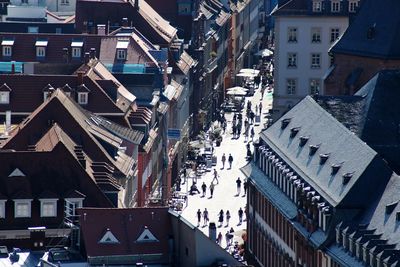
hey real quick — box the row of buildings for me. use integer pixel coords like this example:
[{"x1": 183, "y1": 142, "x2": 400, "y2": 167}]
[
  {"x1": 244, "y1": 0, "x2": 400, "y2": 266},
  {"x1": 0, "y1": 0, "x2": 266, "y2": 265}
]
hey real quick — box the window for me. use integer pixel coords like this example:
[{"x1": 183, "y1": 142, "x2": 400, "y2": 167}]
[
  {"x1": 36, "y1": 47, "x2": 46, "y2": 58},
  {"x1": 286, "y1": 79, "x2": 296, "y2": 95},
  {"x1": 349, "y1": 0, "x2": 359, "y2": 12},
  {"x1": 312, "y1": 1, "x2": 322, "y2": 12},
  {"x1": 310, "y1": 79, "x2": 320, "y2": 94},
  {"x1": 311, "y1": 53, "x2": 321, "y2": 68},
  {"x1": 72, "y1": 47, "x2": 81, "y2": 58},
  {"x1": 287, "y1": 27, "x2": 297, "y2": 43},
  {"x1": 331, "y1": 0, "x2": 340, "y2": 12},
  {"x1": 61, "y1": 0, "x2": 69, "y2": 5},
  {"x1": 28, "y1": 26, "x2": 39, "y2": 33},
  {"x1": 40, "y1": 199, "x2": 57, "y2": 217},
  {"x1": 178, "y1": 3, "x2": 191, "y2": 15},
  {"x1": 64, "y1": 198, "x2": 83, "y2": 217},
  {"x1": 0, "y1": 91, "x2": 9, "y2": 104},
  {"x1": 56, "y1": 28, "x2": 62, "y2": 34},
  {"x1": 287, "y1": 53, "x2": 297, "y2": 68},
  {"x1": 116, "y1": 49, "x2": 126, "y2": 60},
  {"x1": 311, "y1": 27, "x2": 321, "y2": 43},
  {"x1": 43, "y1": 91, "x2": 50, "y2": 101},
  {"x1": 78, "y1": 92, "x2": 88, "y2": 105},
  {"x1": 330, "y1": 28, "x2": 340, "y2": 42},
  {"x1": 2, "y1": 46, "x2": 11, "y2": 57},
  {"x1": 14, "y1": 200, "x2": 32, "y2": 218},
  {"x1": 0, "y1": 200, "x2": 5, "y2": 218}
]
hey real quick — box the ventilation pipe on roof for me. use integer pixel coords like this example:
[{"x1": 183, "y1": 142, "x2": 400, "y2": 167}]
[
  {"x1": 90, "y1": 48, "x2": 96, "y2": 59},
  {"x1": 122, "y1": 17, "x2": 129, "y2": 27},
  {"x1": 97, "y1": 24, "x2": 106, "y2": 35},
  {"x1": 5, "y1": 111, "x2": 11, "y2": 136},
  {"x1": 11, "y1": 61, "x2": 15, "y2": 74},
  {"x1": 84, "y1": 52, "x2": 90, "y2": 64},
  {"x1": 77, "y1": 71, "x2": 84, "y2": 85}
]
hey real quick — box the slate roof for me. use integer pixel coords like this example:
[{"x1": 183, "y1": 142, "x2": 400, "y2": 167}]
[
  {"x1": 331, "y1": 0, "x2": 400, "y2": 59},
  {"x1": 261, "y1": 96, "x2": 392, "y2": 207},
  {"x1": 241, "y1": 163, "x2": 297, "y2": 219},
  {"x1": 318, "y1": 70, "x2": 400, "y2": 174},
  {"x1": 271, "y1": 0, "x2": 308, "y2": 16},
  {"x1": 77, "y1": 207, "x2": 171, "y2": 260}
]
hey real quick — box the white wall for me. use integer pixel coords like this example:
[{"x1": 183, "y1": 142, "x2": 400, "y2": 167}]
[
  {"x1": 46, "y1": 0, "x2": 76, "y2": 13},
  {"x1": 272, "y1": 16, "x2": 348, "y2": 118}
]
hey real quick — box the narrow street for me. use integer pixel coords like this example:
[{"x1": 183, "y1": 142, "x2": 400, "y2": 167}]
[{"x1": 180, "y1": 84, "x2": 273, "y2": 250}]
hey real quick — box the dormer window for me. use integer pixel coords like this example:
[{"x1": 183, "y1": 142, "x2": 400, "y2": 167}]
[
  {"x1": 0, "y1": 89, "x2": 10, "y2": 104},
  {"x1": 35, "y1": 40, "x2": 48, "y2": 59},
  {"x1": 71, "y1": 40, "x2": 83, "y2": 59},
  {"x1": 14, "y1": 199, "x2": 32, "y2": 218},
  {"x1": 349, "y1": 0, "x2": 359, "y2": 12},
  {"x1": 0, "y1": 200, "x2": 5, "y2": 218},
  {"x1": 1, "y1": 39, "x2": 14, "y2": 57},
  {"x1": 65, "y1": 198, "x2": 83, "y2": 217},
  {"x1": 117, "y1": 49, "x2": 127, "y2": 60},
  {"x1": 40, "y1": 199, "x2": 58, "y2": 217},
  {"x1": 312, "y1": 1, "x2": 322, "y2": 12},
  {"x1": 78, "y1": 92, "x2": 88, "y2": 105}
]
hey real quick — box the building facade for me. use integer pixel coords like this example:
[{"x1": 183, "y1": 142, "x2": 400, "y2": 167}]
[{"x1": 271, "y1": 0, "x2": 360, "y2": 120}]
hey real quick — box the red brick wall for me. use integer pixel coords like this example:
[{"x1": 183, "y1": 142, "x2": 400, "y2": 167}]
[{"x1": 324, "y1": 54, "x2": 400, "y2": 95}]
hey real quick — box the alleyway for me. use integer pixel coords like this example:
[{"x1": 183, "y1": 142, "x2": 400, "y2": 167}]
[{"x1": 180, "y1": 84, "x2": 273, "y2": 251}]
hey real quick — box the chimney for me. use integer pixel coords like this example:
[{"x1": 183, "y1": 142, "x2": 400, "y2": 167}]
[
  {"x1": 122, "y1": 17, "x2": 129, "y2": 27},
  {"x1": 134, "y1": 0, "x2": 139, "y2": 10},
  {"x1": 77, "y1": 71, "x2": 84, "y2": 85},
  {"x1": 63, "y1": 48, "x2": 69, "y2": 63},
  {"x1": 97, "y1": 24, "x2": 106, "y2": 35},
  {"x1": 5, "y1": 111, "x2": 11, "y2": 135},
  {"x1": 84, "y1": 52, "x2": 90, "y2": 64},
  {"x1": 11, "y1": 61, "x2": 15, "y2": 74},
  {"x1": 90, "y1": 48, "x2": 96, "y2": 59}
]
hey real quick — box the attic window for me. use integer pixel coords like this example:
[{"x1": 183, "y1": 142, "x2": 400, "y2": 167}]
[
  {"x1": 331, "y1": 163, "x2": 342, "y2": 175},
  {"x1": 281, "y1": 118, "x2": 291, "y2": 129},
  {"x1": 8, "y1": 168, "x2": 26, "y2": 177},
  {"x1": 385, "y1": 202, "x2": 398, "y2": 215},
  {"x1": 290, "y1": 127, "x2": 300, "y2": 138},
  {"x1": 342, "y1": 172, "x2": 354, "y2": 185},
  {"x1": 309, "y1": 144, "x2": 320, "y2": 156},
  {"x1": 319, "y1": 153, "x2": 330, "y2": 165},
  {"x1": 396, "y1": 212, "x2": 400, "y2": 221},
  {"x1": 99, "y1": 229, "x2": 120, "y2": 244},
  {"x1": 136, "y1": 226, "x2": 159, "y2": 243},
  {"x1": 299, "y1": 136, "x2": 309, "y2": 147}
]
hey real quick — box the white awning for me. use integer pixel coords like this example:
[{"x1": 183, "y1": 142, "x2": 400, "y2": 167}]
[
  {"x1": 71, "y1": 41, "x2": 84, "y2": 47},
  {"x1": 116, "y1": 41, "x2": 129, "y2": 49},
  {"x1": 35, "y1": 40, "x2": 48, "y2": 47},
  {"x1": 1, "y1": 40, "x2": 14, "y2": 46}
]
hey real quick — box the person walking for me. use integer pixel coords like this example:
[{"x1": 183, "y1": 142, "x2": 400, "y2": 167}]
[
  {"x1": 221, "y1": 153, "x2": 226, "y2": 169},
  {"x1": 201, "y1": 182, "x2": 207, "y2": 197},
  {"x1": 238, "y1": 207, "x2": 244, "y2": 225},
  {"x1": 259, "y1": 102, "x2": 263, "y2": 115},
  {"x1": 209, "y1": 182, "x2": 215, "y2": 198},
  {"x1": 236, "y1": 177, "x2": 242, "y2": 196},
  {"x1": 218, "y1": 209, "x2": 224, "y2": 227},
  {"x1": 255, "y1": 104, "x2": 259, "y2": 115},
  {"x1": 226, "y1": 210, "x2": 231, "y2": 227},
  {"x1": 217, "y1": 232, "x2": 223, "y2": 245},
  {"x1": 228, "y1": 154, "x2": 233, "y2": 169},
  {"x1": 197, "y1": 209, "x2": 202, "y2": 226},
  {"x1": 243, "y1": 179, "x2": 248, "y2": 197},
  {"x1": 225, "y1": 231, "x2": 230, "y2": 249},
  {"x1": 222, "y1": 120, "x2": 227, "y2": 134},
  {"x1": 250, "y1": 127, "x2": 255, "y2": 141},
  {"x1": 203, "y1": 208, "x2": 209, "y2": 226},
  {"x1": 212, "y1": 169, "x2": 219, "y2": 184},
  {"x1": 250, "y1": 111, "x2": 255, "y2": 124}
]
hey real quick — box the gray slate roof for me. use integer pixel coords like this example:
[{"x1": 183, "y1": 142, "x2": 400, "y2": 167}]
[
  {"x1": 331, "y1": 0, "x2": 400, "y2": 59},
  {"x1": 240, "y1": 163, "x2": 297, "y2": 219},
  {"x1": 318, "y1": 70, "x2": 400, "y2": 173},
  {"x1": 261, "y1": 96, "x2": 392, "y2": 207}
]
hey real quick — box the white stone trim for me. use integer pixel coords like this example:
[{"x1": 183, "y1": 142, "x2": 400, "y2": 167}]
[
  {"x1": 39, "y1": 198, "x2": 58, "y2": 217},
  {"x1": 14, "y1": 199, "x2": 32, "y2": 218}
]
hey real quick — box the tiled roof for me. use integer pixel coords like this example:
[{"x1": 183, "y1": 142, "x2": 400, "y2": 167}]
[
  {"x1": 1, "y1": 89, "x2": 137, "y2": 178},
  {"x1": 262, "y1": 96, "x2": 392, "y2": 207},
  {"x1": 331, "y1": 0, "x2": 400, "y2": 59},
  {"x1": 77, "y1": 207, "x2": 171, "y2": 259},
  {"x1": 271, "y1": 0, "x2": 308, "y2": 16},
  {"x1": 0, "y1": 33, "x2": 101, "y2": 63}
]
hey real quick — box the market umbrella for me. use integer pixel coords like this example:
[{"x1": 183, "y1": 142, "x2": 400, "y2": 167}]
[
  {"x1": 255, "y1": 48, "x2": 273, "y2": 57},
  {"x1": 236, "y1": 72, "x2": 257, "y2": 78},
  {"x1": 239, "y1": 68, "x2": 260, "y2": 75},
  {"x1": 226, "y1": 86, "x2": 248, "y2": 96}
]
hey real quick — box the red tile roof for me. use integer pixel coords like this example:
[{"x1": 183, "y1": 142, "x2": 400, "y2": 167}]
[{"x1": 77, "y1": 207, "x2": 171, "y2": 262}]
